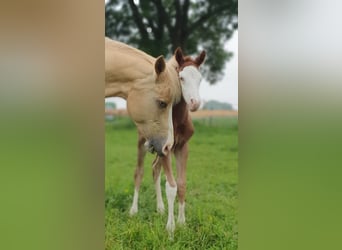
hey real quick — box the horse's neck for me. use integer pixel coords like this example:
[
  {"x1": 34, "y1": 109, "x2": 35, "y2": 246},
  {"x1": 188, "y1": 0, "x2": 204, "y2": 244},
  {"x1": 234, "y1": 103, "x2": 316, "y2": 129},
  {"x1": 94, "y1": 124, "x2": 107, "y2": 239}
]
[
  {"x1": 105, "y1": 40, "x2": 155, "y2": 99},
  {"x1": 105, "y1": 72, "x2": 146, "y2": 99},
  {"x1": 105, "y1": 81, "x2": 133, "y2": 99},
  {"x1": 105, "y1": 69, "x2": 152, "y2": 99}
]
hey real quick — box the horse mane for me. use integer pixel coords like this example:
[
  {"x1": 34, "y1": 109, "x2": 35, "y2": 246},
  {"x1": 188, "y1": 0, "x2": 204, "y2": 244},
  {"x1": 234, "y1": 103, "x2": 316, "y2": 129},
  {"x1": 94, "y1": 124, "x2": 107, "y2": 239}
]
[
  {"x1": 166, "y1": 56, "x2": 182, "y2": 104},
  {"x1": 105, "y1": 38, "x2": 155, "y2": 66}
]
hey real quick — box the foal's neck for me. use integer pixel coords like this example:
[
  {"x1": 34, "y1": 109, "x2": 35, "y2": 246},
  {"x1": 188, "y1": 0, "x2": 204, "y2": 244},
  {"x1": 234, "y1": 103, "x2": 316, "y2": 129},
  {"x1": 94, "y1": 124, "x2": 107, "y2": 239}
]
[{"x1": 172, "y1": 97, "x2": 189, "y2": 124}]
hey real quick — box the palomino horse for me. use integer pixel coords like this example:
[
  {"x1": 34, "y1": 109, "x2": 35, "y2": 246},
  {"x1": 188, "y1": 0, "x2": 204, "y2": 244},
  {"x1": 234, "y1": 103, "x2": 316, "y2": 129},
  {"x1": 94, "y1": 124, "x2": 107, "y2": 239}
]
[
  {"x1": 105, "y1": 37, "x2": 182, "y2": 156},
  {"x1": 129, "y1": 49, "x2": 206, "y2": 233}
]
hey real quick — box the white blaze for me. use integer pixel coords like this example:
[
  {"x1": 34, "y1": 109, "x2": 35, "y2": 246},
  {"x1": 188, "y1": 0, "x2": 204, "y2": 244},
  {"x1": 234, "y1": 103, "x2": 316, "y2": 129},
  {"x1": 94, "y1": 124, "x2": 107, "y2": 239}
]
[
  {"x1": 165, "y1": 181, "x2": 177, "y2": 234},
  {"x1": 130, "y1": 188, "x2": 139, "y2": 215},
  {"x1": 179, "y1": 65, "x2": 202, "y2": 109}
]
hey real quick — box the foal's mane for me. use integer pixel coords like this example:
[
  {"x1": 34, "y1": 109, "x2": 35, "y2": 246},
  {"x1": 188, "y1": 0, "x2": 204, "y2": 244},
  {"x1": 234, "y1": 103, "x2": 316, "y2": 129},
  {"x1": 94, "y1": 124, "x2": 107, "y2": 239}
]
[
  {"x1": 179, "y1": 57, "x2": 199, "y2": 70},
  {"x1": 175, "y1": 48, "x2": 206, "y2": 71}
]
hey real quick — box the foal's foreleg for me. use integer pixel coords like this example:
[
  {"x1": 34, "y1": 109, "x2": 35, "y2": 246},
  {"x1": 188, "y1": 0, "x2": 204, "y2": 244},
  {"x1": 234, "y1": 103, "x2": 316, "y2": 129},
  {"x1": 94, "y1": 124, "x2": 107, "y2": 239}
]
[
  {"x1": 175, "y1": 142, "x2": 188, "y2": 225},
  {"x1": 152, "y1": 156, "x2": 164, "y2": 213},
  {"x1": 130, "y1": 136, "x2": 146, "y2": 215},
  {"x1": 160, "y1": 154, "x2": 177, "y2": 233}
]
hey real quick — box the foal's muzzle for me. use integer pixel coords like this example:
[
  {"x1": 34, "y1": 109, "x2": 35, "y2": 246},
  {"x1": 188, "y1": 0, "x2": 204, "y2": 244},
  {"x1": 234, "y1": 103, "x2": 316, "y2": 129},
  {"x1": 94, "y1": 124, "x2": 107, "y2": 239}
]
[{"x1": 189, "y1": 98, "x2": 201, "y2": 112}]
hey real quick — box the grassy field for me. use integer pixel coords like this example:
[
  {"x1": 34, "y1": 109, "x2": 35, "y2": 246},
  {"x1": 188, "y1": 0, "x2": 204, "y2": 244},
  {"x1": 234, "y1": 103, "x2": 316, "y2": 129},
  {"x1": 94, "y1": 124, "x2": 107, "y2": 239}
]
[{"x1": 105, "y1": 116, "x2": 238, "y2": 249}]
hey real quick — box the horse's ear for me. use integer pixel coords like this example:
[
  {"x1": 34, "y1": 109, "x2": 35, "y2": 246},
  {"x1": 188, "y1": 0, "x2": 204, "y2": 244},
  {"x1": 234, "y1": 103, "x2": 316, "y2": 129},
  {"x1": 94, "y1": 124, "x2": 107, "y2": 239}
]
[
  {"x1": 175, "y1": 47, "x2": 184, "y2": 66},
  {"x1": 155, "y1": 55, "x2": 166, "y2": 75},
  {"x1": 195, "y1": 50, "x2": 206, "y2": 66}
]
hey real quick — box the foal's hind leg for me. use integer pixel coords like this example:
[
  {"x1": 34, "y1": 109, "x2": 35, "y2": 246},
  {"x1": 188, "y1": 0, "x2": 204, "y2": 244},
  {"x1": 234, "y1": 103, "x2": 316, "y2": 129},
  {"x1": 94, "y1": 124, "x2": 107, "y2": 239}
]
[
  {"x1": 175, "y1": 142, "x2": 188, "y2": 225},
  {"x1": 130, "y1": 136, "x2": 146, "y2": 215},
  {"x1": 152, "y1": 156, "x2": 164, "y2": 213},
  {"x1": 160, "y1": 153, "x2": 177, "y2": 233}
]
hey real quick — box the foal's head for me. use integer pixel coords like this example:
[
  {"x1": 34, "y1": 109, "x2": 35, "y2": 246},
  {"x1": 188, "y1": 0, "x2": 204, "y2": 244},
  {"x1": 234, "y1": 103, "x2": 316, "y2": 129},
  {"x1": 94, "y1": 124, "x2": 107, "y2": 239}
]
[
  {"x1": 174, "y1": 48, "x2": 206, "y2": 111},
  {"x1": 127, "y1": 56, "x2": 180, "y2": 156}
]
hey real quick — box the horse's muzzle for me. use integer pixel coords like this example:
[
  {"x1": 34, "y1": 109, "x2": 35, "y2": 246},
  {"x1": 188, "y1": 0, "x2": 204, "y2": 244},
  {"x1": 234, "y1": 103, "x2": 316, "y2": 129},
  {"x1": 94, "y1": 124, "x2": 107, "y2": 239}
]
[{"x1": 144, "y1": 138, "x2": 170, "y2": 157}]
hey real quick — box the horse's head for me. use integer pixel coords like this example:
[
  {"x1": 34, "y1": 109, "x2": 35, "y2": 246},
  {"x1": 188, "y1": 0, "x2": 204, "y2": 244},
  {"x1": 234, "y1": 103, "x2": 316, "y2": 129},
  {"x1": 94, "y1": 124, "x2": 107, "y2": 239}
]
[
  {"x1": 127, "y1": 56, "x2": 180, "y2": 157},
  {"x1": 174, "y1": 48, "x2": 206, "y2": 111}
]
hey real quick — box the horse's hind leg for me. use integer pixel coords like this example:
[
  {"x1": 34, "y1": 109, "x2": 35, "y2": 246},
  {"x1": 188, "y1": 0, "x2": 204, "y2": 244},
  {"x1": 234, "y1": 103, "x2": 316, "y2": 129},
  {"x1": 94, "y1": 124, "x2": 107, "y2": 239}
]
[
  {"x1": 175, "y1": 142, "x2": 188, "y2": 225},
  {"x1": 130, "y1": 136, "x2": 146, "y2": 215},
  {"x1": 152, "y1": 156, "x2": 164, "y2": 213},
  {"x1": 160, "y1": 153, "x2": 177, "y2": 233}
]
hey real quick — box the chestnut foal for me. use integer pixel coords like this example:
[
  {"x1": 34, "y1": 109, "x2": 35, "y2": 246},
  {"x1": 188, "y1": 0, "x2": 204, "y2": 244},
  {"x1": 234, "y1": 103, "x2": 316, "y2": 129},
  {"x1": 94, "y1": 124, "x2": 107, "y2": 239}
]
[{"x1": 129, "y1": 49, "x2": 206, "y2": 234}]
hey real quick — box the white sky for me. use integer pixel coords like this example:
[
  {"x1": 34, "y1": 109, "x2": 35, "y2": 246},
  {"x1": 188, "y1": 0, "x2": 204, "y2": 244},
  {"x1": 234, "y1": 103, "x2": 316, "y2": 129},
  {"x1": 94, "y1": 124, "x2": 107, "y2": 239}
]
[{"x1": 200, "y1": 31, "x2": 238, "y2": 109}]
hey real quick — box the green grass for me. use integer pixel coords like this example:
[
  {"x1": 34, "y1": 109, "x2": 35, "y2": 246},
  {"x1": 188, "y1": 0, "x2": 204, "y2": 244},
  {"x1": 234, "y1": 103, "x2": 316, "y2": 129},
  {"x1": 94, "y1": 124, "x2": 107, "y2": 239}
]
[{"x1": 105, "y1": 116, "x2": 238, "y2": 249}]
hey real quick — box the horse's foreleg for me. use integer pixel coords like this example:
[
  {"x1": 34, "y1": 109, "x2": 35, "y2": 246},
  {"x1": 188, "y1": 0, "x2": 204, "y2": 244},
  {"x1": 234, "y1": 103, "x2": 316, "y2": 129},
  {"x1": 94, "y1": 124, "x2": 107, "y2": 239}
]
[
  {"x1": 152, "y1": 156, "x2": 164, "y2": 213},
  {"x1": 160, "y1": 154, "x2": 177, "y2": 234},
  {"x1": 130, "y1": 136, "x2": 146, "y2": 215},
  {"x1": 175, "y1": 142, "x2": 188, "y2": 225}
]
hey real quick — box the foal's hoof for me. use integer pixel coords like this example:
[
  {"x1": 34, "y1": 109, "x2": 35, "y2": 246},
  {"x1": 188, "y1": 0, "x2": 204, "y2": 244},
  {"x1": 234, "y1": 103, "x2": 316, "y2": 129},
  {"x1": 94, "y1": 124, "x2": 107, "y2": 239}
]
[
  {"x1": 129, "y1": 207, "x2": 138, "y2": 216},
  {"x1": 157, "y1": 204, "x2": 165, "y2": 214},
  {"x1": 177, "y1": 216, "x2": 186, "y2": 225}
]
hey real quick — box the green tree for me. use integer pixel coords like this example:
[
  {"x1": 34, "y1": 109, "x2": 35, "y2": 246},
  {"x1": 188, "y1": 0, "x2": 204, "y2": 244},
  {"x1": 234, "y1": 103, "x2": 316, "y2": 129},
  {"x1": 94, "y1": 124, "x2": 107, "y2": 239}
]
[{"x1": 105, "y1": 0, "x2": 238, "y2": 84}]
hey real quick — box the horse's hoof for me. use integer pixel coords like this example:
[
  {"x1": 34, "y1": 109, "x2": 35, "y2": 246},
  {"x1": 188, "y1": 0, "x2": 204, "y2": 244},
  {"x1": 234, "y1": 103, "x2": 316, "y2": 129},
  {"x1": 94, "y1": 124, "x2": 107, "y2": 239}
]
[
  {"x1": 166, "y1": 220, "x2": 175, "y2": 233},
  {"x1": 166, "y1": 221, "x2": 175, "y2": 241}
]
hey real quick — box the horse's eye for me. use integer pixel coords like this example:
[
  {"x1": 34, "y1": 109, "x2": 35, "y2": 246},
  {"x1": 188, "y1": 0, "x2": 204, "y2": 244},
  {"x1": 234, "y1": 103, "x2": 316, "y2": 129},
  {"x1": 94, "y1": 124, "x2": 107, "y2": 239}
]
[
  {"x1": 180, "y1": 76, "x2": 184, "y2": 81},
  {"x1": 157, "y1": 100, "x2": 167, "y2": 109}
]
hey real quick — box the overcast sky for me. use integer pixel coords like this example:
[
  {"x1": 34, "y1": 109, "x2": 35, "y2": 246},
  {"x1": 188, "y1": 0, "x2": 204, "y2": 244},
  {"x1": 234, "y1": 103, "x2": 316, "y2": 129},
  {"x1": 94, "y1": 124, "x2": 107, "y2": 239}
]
[
  {"x1": 106, "y1": 29, "x2": 238, "y2": 110},
  {"x1": 199, "y1": 31, "x2": 238, "y2": 109}
]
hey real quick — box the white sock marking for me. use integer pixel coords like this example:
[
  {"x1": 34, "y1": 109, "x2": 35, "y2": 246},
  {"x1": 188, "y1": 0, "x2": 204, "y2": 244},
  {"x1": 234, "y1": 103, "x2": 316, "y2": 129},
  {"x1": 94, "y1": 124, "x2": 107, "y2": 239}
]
[
  {"x1": 129, "y1": 188, "x2": 139, "y2": 215},
  {"x1": 155, "y1": 173, "x2": 165, "y2": 213},
  {"x1": 177, "y1": 202, "x2": 186, "y2": 224},
  {"x1": 165, "y1": 181, "x2": 177, "y2": 233}
]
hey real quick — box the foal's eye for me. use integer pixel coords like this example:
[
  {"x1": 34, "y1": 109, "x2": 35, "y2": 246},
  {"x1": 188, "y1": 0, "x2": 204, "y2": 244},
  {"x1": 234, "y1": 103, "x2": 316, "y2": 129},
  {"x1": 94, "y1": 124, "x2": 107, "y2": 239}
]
[{"x1": 157, "y1": 100, "x2": 167, "y2": 109}]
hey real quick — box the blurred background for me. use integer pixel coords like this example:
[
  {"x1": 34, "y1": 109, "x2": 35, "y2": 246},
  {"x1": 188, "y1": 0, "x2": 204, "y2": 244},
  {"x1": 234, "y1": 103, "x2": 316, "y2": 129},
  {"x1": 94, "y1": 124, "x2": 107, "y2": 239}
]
[{"x1": 105, "y1": 0, "x2": 238, "y2": 114}]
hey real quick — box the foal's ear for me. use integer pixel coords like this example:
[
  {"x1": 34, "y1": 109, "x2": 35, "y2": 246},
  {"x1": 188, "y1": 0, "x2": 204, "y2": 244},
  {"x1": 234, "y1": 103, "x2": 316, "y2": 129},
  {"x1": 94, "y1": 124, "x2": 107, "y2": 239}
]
[
  {"x1": 195, "y1": 50, "x2": 206, "y2": 66},
  {"x1": 175, "y1": 47, "x2": 184, "y2": 66},
  {"x1": 155, "y1": 55, "x2": 166, "y2": 75}
]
